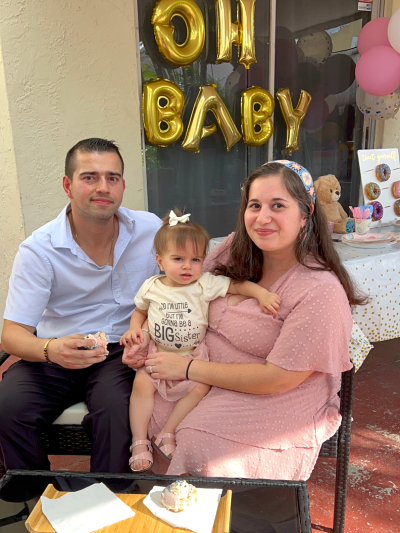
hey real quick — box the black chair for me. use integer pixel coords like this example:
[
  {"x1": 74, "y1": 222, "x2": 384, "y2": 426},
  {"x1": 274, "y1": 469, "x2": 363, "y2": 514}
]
[
  {"x1": 318, "y1": 366, "x2": 355, "y2": 533},
  {"x1": 0, "y1": 349, "x2": 354, "y2": 533}
]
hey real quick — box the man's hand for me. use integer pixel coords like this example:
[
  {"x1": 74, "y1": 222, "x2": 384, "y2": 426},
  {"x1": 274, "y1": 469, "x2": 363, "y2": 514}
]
[{"x1": 47, "y1": 334, "x2": 107, "y2": 369}]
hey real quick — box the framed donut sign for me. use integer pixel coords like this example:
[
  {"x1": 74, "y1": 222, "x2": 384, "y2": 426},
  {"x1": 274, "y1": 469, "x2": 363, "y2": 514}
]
[{"x1": 357, "y1": 148, "x2": 400, "y2": 227}]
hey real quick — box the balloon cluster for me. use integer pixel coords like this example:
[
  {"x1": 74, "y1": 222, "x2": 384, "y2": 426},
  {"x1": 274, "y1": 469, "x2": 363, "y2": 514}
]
[
  {"x1": 273, "y1": 26, "x2": 356, "y2": 149},
  {"x1": 355, "y1": 10, "x2": 400, "y2": 120}
]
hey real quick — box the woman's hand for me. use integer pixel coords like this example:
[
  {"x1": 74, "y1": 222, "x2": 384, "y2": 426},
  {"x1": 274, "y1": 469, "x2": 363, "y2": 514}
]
[{"x1": 145, "y1": 351, "x2": 188, "y2": 380}]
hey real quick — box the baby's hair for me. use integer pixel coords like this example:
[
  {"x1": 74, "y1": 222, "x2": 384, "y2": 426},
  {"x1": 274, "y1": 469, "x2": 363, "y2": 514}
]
[{"x1": 154, "y1": 208, "x2": 210, "y2": 257}]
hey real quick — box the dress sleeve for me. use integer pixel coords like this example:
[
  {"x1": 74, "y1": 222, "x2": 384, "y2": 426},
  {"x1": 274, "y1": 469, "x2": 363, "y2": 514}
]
[
  {"x1": 203, "y1": 233, "x2": 235, "y2": 273},
  {"x1": 267, "y1": 281, "x2": 353, "y2": 375},
  {"x1": 4, "y1": 244, "x2": 53, "y2": 327},
  {"x1": 198, "y1": 272, "x2": 231, "y2": 302}
]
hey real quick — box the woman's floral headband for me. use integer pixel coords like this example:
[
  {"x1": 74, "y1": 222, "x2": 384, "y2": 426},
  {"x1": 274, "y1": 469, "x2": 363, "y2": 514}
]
[{"x1": 266, "y1": 160, "x2": 316, "y2": 203}]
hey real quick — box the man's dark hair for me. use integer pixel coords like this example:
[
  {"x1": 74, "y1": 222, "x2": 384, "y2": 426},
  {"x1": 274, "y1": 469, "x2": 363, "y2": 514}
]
[{"x1": 65, "y1": 138, "x2": 124, "y2": 179}]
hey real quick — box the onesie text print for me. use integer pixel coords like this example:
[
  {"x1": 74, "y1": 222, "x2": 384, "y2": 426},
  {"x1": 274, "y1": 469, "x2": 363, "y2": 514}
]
[{"x1": 155, "y1": 299, "x2": 200, "y2": 349}]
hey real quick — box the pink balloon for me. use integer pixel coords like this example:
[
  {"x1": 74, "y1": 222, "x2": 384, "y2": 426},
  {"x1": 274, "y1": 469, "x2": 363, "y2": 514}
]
[
  {"x1": 357, "y1": 17, "x2": 391, "y2": 55},
  {"x1": 356, "y1": 46, "x2": 400, "y2": 96}
]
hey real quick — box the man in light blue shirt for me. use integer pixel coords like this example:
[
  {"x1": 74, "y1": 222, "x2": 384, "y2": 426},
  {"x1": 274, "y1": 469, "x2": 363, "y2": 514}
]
[{"x1": 0, "y1": 138, "x2": 161, "y2": 477}]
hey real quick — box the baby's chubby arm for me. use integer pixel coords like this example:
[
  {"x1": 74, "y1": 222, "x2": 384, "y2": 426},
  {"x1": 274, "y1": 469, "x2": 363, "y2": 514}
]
[
  {"x1": 227, "y1": 281, "x2": 281, "y2": 315},
  {"x1": 120, "y1": 308, "x2": 148, "y2": 347}
]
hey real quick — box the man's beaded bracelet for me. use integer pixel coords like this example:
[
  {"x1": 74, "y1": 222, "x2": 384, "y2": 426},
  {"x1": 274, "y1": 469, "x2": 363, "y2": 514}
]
[{"x1": 43, "y1": 337, "x2": 57, "y2": 364}]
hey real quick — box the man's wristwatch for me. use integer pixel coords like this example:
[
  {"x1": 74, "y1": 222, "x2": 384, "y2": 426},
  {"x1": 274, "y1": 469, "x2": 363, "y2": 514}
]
[{"x1": 43, "y1": 338, "x2": 57, "y2": 364}]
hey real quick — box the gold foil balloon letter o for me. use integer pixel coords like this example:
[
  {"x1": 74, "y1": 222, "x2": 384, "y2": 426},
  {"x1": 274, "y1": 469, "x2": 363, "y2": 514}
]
[
  {"x1": 216, "y1": 0, "x2": 257, "y2": 69},
  {"x1": 241, "y1": 86, "x2": 274, "y2": 146},
  {"x1": 276, "y1": 88, "x2": 311, "y2": 155},
  {"x1": 182, "y1": 85, "x2": 242, "y2": 152},
  {"x1": 152, "y1": 0, "x2": 205, "y2": 67},
  {"x1": 142, "y1": 79, "x2": 185, "y2": 146}
]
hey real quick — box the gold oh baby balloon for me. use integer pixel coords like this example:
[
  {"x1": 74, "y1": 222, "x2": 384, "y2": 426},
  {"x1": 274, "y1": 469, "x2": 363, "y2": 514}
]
[
  {"x1": 142, "y1": 79, "x2": 185, "y2": 146},
  {"x1": 276, "y1": 88, "x2": 312, "y2": 155},
  {"x1": 241, "y1": 86, "x2": 275, "y2": 146},
  {"x1": 182, "y1": 85, "x2": 242, "y2": 152},
  {"x1": 151, "y1": 0, "x2": 205, "y2": 67},
  {"x1": 215, "y1": 0, "x2": 257, "y2": 69}
]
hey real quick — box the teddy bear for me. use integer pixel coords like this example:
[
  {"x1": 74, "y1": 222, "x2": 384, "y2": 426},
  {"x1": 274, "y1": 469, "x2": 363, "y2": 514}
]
[{"x1": 314, "y1": 174, "x2": 354, "y2": 233}]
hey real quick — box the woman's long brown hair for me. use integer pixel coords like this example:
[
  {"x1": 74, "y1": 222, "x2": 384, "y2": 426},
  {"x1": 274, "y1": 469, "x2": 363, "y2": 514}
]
[{"x1": 216, "y1": 162, "x2": 367, "y2": 306}]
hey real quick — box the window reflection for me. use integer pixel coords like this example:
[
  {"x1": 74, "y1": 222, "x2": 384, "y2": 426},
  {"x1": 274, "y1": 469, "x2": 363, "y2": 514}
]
[
  {"x1": 139, "y1": 0, "x2": 369, "y2": 236},
  {"x1": 274, "y1": 1, "x2": 370, "y2": 211}
]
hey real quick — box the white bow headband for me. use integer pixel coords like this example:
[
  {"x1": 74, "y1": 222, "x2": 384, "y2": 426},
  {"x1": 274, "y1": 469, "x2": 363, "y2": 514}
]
[{"x1": 169, "y1": 210, "x2": 191, "y2": 226}]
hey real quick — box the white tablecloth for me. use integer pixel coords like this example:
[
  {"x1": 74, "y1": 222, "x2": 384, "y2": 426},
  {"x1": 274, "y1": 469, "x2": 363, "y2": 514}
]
[{"x1": 336, "y1": 241, "x2": 400, "y2": 343}]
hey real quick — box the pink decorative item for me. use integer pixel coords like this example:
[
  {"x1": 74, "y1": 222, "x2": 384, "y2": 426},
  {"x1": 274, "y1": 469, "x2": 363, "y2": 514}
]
[
  {"x1": 355, "y1": 46, "x2": 400, "y2": 96},
  {"x1": 354, "y1": 218, "x2": 371, "y2": 235},
  {"x1": 327, "y1": 221, "x2": 334, "y2": 234},
  {"x1": 357, "y1": 17, "x2": 391, "y2": 55},
  {"x1": 388, "y1": 8, "x2": 400, "y2": 54}
]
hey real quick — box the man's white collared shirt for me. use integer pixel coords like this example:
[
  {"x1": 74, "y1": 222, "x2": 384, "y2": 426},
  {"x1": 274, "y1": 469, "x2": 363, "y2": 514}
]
[{"x1": 4, "y1": 206, "x2": 161, "y2": 343}]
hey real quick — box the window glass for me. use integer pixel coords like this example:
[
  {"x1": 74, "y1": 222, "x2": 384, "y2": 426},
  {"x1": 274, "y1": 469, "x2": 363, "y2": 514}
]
[
  {"x1": 139, "y1": 0, "x2": 369, "y2": 235},
  {"x1": 274, "y1": 1, "x2": 371, "y2": 210},
  {"x1": 139, "y1": 0, "x2": 270, "y2": 237}
]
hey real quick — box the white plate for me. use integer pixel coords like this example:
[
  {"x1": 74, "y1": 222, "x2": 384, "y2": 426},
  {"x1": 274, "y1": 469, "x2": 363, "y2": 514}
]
[{"x1": 341, "y1": 239, "x2": 397, "y2": 249}]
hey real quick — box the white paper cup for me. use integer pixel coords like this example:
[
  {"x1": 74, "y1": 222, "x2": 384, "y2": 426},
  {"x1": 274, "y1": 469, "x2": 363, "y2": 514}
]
[{"x1": 355, "y1": 218, "x2": 371, "y2": 234}]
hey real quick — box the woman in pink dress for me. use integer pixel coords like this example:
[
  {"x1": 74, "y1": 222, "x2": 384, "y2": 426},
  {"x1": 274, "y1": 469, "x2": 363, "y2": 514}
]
[{"x1": 124, "y1": 160, "x2": 364, "y2": 481}]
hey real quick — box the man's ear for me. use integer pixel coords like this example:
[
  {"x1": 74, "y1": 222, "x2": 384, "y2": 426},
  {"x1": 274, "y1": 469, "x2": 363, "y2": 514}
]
[
  {"x1": 63, "y1": 175, "x2": 73, "y2": 199},
  {"x1": 155, "y1": 254, "x2": 164, "y2": 271}
]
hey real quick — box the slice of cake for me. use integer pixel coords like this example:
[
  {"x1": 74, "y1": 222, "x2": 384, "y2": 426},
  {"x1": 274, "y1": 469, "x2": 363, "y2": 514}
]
[
  {"x1": 84, "y1": 332, "x2": 109, "y2": 356},
  {"x1": 160, "y1": 480, "x2": 198, "y2": 513}
]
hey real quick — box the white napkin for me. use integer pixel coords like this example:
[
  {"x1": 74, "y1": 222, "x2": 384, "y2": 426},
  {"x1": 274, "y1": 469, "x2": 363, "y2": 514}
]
[
  {"x1": 143, "y1": 485, "x2": 222, "y2": 533},
  {"x1": 41, "y1": 483, "x2": 135, "y2": 533}
]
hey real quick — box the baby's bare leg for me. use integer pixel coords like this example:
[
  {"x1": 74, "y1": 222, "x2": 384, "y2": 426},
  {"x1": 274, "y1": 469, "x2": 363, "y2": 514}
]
[
  {"x1": 129, "y1": 372, "x2": 156, "y2": 470},
  {"x1": 158, "y1": 383, "x2": 211, "y2": 457}
]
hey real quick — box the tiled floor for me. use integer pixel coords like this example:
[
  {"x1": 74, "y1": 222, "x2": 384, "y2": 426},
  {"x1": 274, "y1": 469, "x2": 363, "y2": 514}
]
[{"x1": 1, "y1": 338, "x2": 399, "y2": 532}]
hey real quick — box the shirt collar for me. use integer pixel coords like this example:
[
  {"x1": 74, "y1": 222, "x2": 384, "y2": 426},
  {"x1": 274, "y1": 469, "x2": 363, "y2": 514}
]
[{"x1": 51, "y1": 204, "x2": 134, "y2": 249}]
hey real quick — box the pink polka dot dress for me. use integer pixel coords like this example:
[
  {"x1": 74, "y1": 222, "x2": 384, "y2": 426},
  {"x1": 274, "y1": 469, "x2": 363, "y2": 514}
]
[{"x1": 148, "y1": 235, "x2": 353, "y2": 480}]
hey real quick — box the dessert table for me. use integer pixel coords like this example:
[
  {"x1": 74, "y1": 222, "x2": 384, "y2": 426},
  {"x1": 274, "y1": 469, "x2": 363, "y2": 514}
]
[{"x1": 335, "y1": 237, "x2": 400, "y2": 343}]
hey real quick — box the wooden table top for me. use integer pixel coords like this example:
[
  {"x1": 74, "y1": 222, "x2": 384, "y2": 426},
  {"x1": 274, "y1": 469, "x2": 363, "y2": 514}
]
[{"x1": 25, "y1": 484, "x2": 232, "y2": 533}]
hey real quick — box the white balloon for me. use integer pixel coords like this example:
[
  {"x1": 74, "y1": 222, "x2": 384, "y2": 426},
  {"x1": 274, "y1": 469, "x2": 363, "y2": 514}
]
[
  {"x1": 297, "y1": 31, "x2": 333, "y2": 67},
  {"x1": 356, "y1": 87, "x2": 400, "y2": 120},
  {"x1": 388, "y1": 8, "x2": 400, "y2": 54}
]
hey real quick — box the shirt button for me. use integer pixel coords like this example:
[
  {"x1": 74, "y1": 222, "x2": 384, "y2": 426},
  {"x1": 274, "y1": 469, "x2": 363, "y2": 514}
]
[{"x1": 116, "y1": 293, "x2": 121, "y2": 298}]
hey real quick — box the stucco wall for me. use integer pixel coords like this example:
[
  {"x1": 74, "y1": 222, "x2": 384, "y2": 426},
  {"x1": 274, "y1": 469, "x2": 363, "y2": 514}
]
[
  {"x1": 0, "y1": 39, "x2": 25, "y2": 335},
  {"x1": 0, "y1": 0, "x2": 144, "y2": 333}
]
